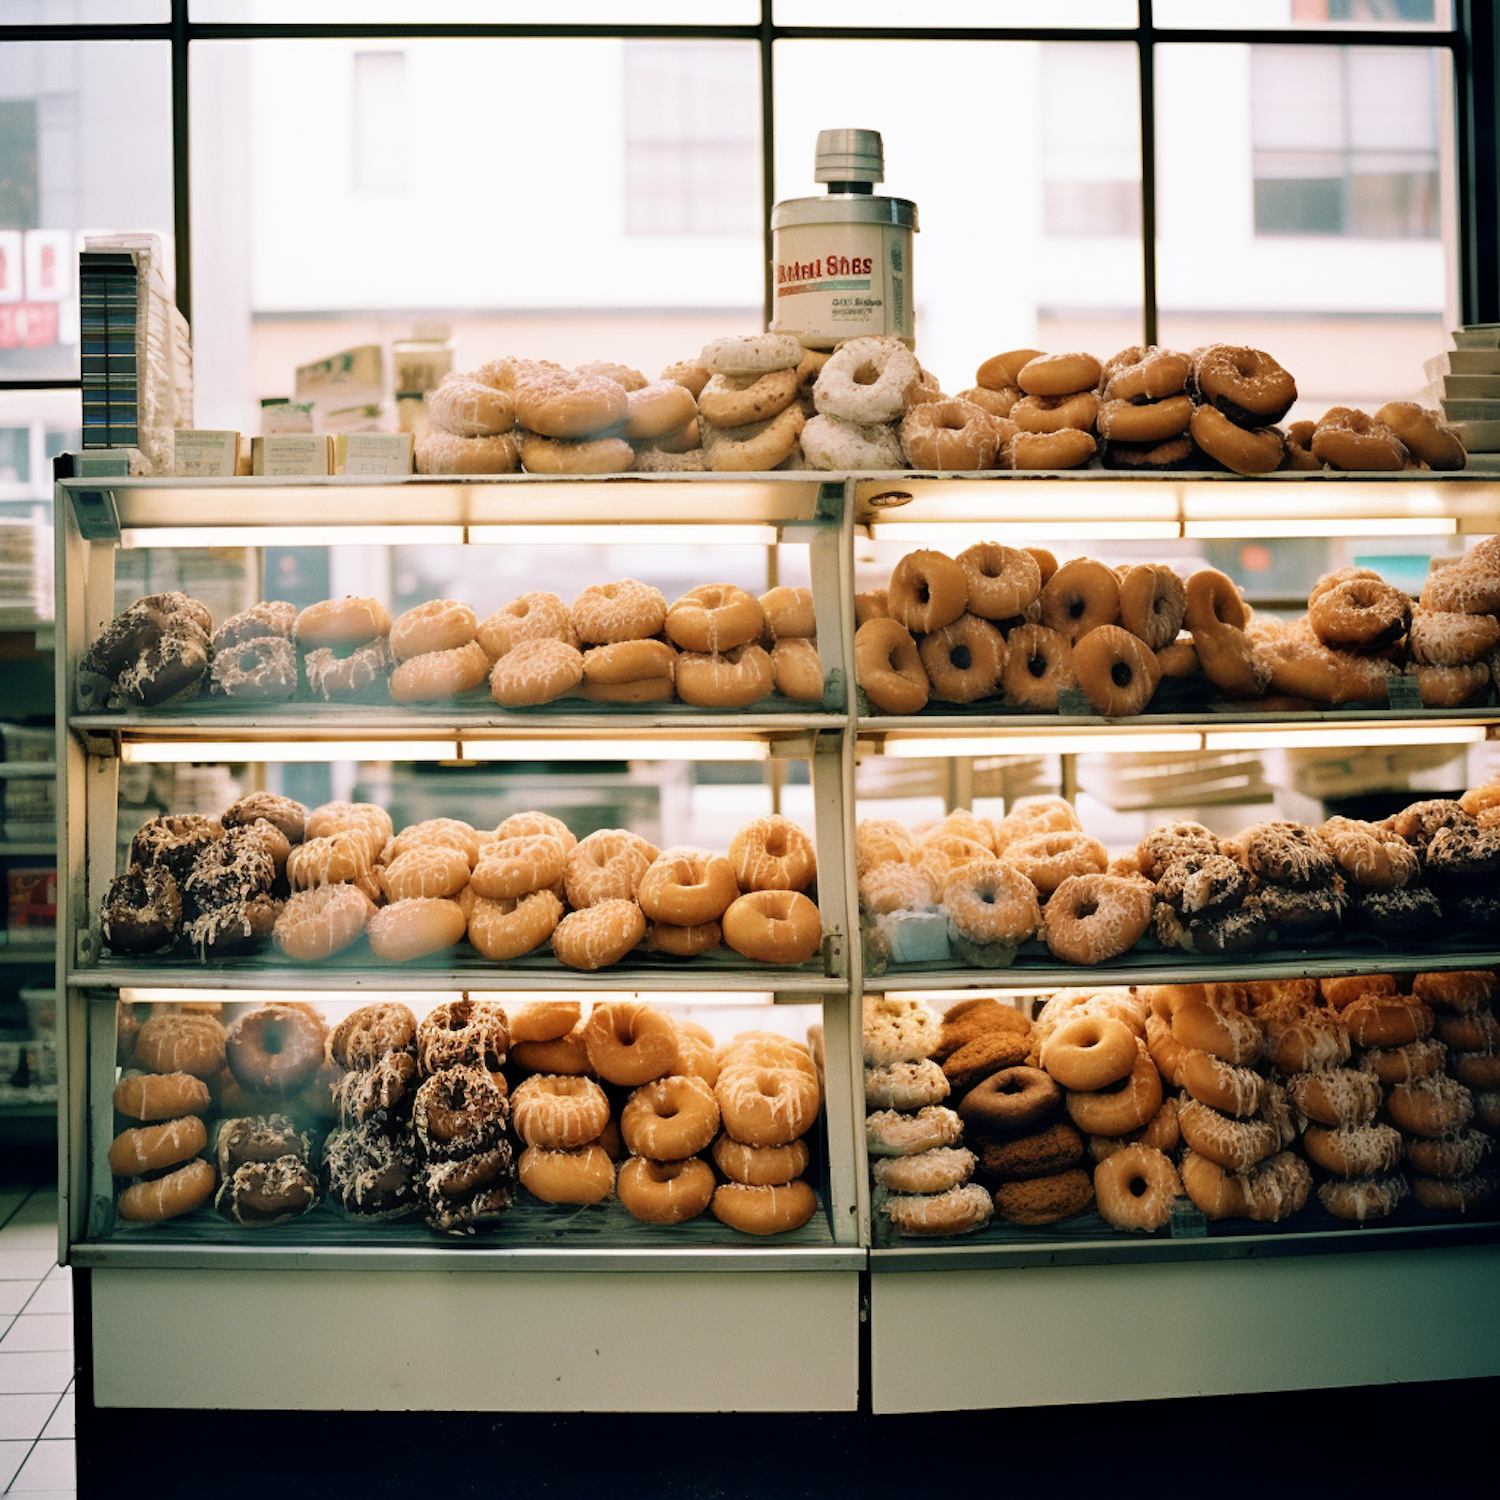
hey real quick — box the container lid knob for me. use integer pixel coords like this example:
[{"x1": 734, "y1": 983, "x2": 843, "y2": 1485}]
[{"x1": 814, "y1": 128, "x2": 884, "y2": 185}]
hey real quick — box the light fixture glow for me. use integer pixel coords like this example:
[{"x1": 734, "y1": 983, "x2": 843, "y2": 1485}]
[
  {"x1": 460, "y1": 738, "x2": 770, "y2": 762},
  {"x1": 1184, "y1": 518, "x2": 1456, "y2": 539},
  {"x1": 878, "y1": 732, "x2": 1201, "y2": 758},
  {"x1": 1205, "y1": 725, "x2": 1486, "y2": 751},
  {"x1": 120, "y1": 739, "x2": 454, "y2": 764},
  {"x1": 867, "y1": 521, "x2": 1180, "y2": 544},
  {"x1": 468, "y1": 524, "x2": 780, "y2": 546},
  {"x1": 119, "y1": 526, "x2": 466, "y2": 549}
]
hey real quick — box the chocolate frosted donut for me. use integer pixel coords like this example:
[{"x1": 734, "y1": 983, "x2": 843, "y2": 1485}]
[
  {"x1": 1257, "y1": 880, "x2": 1345, "y2": 941},
  {"x1": 113, "y1": 620, "x2": 211, "y2": 707},
  {"x1": 1136, "y1": 821, "x2": 1220, "y2": 882},
  {"x1": 322, "y1": 1123, "x2": 422, "y2": 1220},
  {"x1": 1351, "y1": 883, "x2": 1442, "y2": 936},
  {"x1": 331, "y1": 1052, "x2": 418, "y2": 1127},
  {"x1": 1386, "y1": 798, "x2": 1473, "y2": 852},
  {"x1": 101, "y1": 866, "x2": 182, "y2": 954},
  {"x1": 331, "y1": 1000, "x2": 418, "y2": 1070},
  {"x1": 1235, "y1": 821, "x2": 1336, "y2": 886},
  {"x1": 184, "y1": 891, "x2": 279, "y2": 961},
  {"x1": 182, "y1": 826, "x2": 276, "y2": 921},
  {"x1": 210, "y1": 635, "x2": 298, "y2": 701},
  {"x1": 130, "y1": 814, "x2": 223, "y2": 885},
  {"x1": 216, "y1": 1154, "x2": 319, "y2": 1227},
  {"x1": 957, "y1": 1065, "x2": 1061, "y2": 1132},
  {"x1": 412, "y1": 1064, "x2": 510, "y2": 1159},
  {"x1": 221, "y1": 793, "x2": 308, "y2": 845},
  {"x1": 1155, "y1": 852, "x2": 1250, "y2": 920},
  {"x1": 416, "y1": 998, "x2": 509, "y2": 1075},
  {"x1": 215, "y1": 1112, "x2": 312, "y2": 1174}
]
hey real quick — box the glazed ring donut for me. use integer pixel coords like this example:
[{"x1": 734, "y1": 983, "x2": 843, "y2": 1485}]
[
  {"x1": 303, "y1": 637, "x2": 395, "y2": 700},
  {"x1": 108, "y1": 1115, "x2": 208, "y2": 1177},
  {"x1": 478, "y1": 592, "x2": 577, "y2": 659},
  {"x1": 759, "y1": 586, "x2": 816, "y2": 641},
  {"x1": 1184, "y1": 568, "x2": 1269, "y2": 699},
  {"x1": 305, "y1": 800, "x2": 393, "y2": 861},
  {"x1": 957, "y1": 543, "x2": 1042, "y2": 621},
  {"x1": 1302, "y1": 1122, "x2": 1403, "y2": 1178},
  {"x1": 466, "y1": 889, "x2": 563, "y2": 961},
  {"x1": 638, "y1": 847, "x2": 739, "y2": 926},
  {"x1": 1102, "y1": 346, "x2": 1190, "y2": 402},
  {"x1": 513, "y1": 366, "x2": 628, "y2": 438},
  {"x1": 1310, "y1": 407, "x2": 1407, "y2": 471},
  {"x1": 1072, "y1": 624, "x2": 1162, "y2": 715},
  {"x1": 582, "y1": 639, "x2": 676, "y2": 688},
  {"x1": 701, "y1": 404, "x2": 806, "y2": 472},
  {"x1": 471, "y1": 834, "x2": 569, "y2": 901},
  {"x1": 488, "y1": 638, "x2": 585, "y2": 706},
  {"x1": 870, "y1": 1145, "x2": 975, "y2": 1196},
  {"x1": 380, "y1": 844, "x2": 470, "y2": 903},
  {"x1": 582, "y1": 1000, "x2": 678, "y2": 1085},
  {"x1": 329, "y1": 1000, "x2": 416, "y2": 1070},
  {"x1": 389, "y1": 639, "x2": 491, "y2": 702},
  {"x1": 1180, "y1": 1149, "x2": 1311, "y2": 1221},
  {"x1": 706, "y1": 1134, "x2": 807, "y2": 1189},
  {"x1": 511, "y1": 1022, "x2": 590, "y2": 1077},
  {"x1": 511, "y1": 1073, "x2": 610, "y2": 1149},
  {"x1": 415, "y1": 428, "x2": 521, "y2": 475},
  {"x1": 1044, "y1": 874, "x2": 1153, "y2": 963},
  {"x1": 716, "y1": 1063, "x2": 819, "y2": 1147},
  {"x1": 1002, "y1": 428, "x2": 1096, "y2": 470},
  {"x1": 665, "y1": 584, "x2": 765, "y2": 654},
  {"x1": 1405, "y1": 1127, "x2": 1490, "y2": 1179},
  {"x1": 813, "y1": 335, "x2": 920, "y2": 424},
  {"x1": 551, "y1": 899, "x2": 646, "y2": 971},
  {"x1": 865, "y1": 1058, "x2": 950, "y2": 1111},
  {"x1": 1359, "y1": 1038, "x2": 1449, "y2": 1085},
  {"x1": 729, "y1": 815, "x2": 816, "y2": 892},
  {"x1": 976, "y1": 348, "x2": 1045, "y2": 390},
  {"x1": 855, "y1": 617, "x2": 929, "y2": 713},
  {"x1": 1189, "y1": 404, "x2": 1284, "y2": 474},
  {"x1": 517, "y1": 1144, "x2": 615, "y2": 1204},
  {"x1": 390, "y1": 600, "x2": 478, "y2": 662},
  {"x1": 1004, "y1": 830, "x2": 1107, "y2": 896},
  {"x1": 571, "y1": 579, "x2": 668, "y2": 645},
  {"x1": 623, "y1": 379, "x2": 698, "y2": 439},
  {"x1": 1376, "y1": 401, "x2": 1465, "y2": 470},
  {"x1": 1063, "y1": 1051, "x2": 1163, "y2": 1137},
  {"x1": 942, "y1": 859, "x2": 1041, "y2": 945},
  {"x1": 1408, "y1": 661, "x2": 1490, "y2": 707},
  {"x1": 209, "y1": 635, "x2": 297, "y2": 701},
  {"x1": 1265, "y1": 1010, "x2": 1352, "y2": 1073},
  {"x1": 711, "y1": 1178, "x2": 817, "y2": 1236},
  {"x1": 898, "y1": 398, "x2": 1002, "y2": 470},
  {"x1": 272, "y1": 884, "x2": 375, "y2": 961},
  {"x1": 615, "y1": 1155, "x2": 716, "y2": 1224},
  {"x1": 1387, "y1": 1074, "x2": 1474, "y2": 1137},
  {"x1": 287, "y1": 830, "x2": 371, "y2": 890},
  {"x1": 1040, "y1": 559, "x2": 1121, "y2": 644},
  {"x1": 1307, "y1": 570, "x2": 1411, "y2": 651},
  {"x1": 721, "y1": 889, "x2": 822, "y2": 964},
  {"x1": 1000, "y1": 623, "x2": 1074, "y2": 711},
  {"x1": 1318, "y1": 1175, "x2": 1407, "y2": 1222},
  {"x1": 865, "y1": 1104, "x2": 963, "y2": 1157},
  {"x1": 621, "y1": 1074, "x2": 721, "y2": 1160},
  {"x1": 881, "y1": 1183, "x2": 994, "y2": 1237},
  {"x1": 113, "y1": 1070, "x2": 212, "y2": 1122},
  {"x1": 425, "y1": 375, "x2": 515, "y2": 436},
  {"x1": 1192, "y1": 344, "x2": 1297, "y2": 425},
  {"x1": 1343, "y1": 995, "x2": 1434, "y2": 1049},
  {"x1": 116, "y1": 1157, "x2": 217, "y2": 1223},
  {"x1": 888, "y1": 549, "x2": 969, "y2": 634},
  {"x1": 1011, "y1": 391, "x2": 1100, "y2": 435},
  {"x1": 1118, "y1": 565, "x2": 1187, "y2": 651},
  {"x1": 1179, "y1": 1050, "x2": 1267, "y2": 1118},
  {"x1": 294, "y1": 596, "x2": 393, "y2": 647},
  {"x1": 918, "y1": 613, "x2": 1005, "y2": 703},
  {"x1": 1039, "y1": 1015, "x2": 1138, "y2": 1090},
  {"x1": 1015, "y1": 351, "x2": 1102, "y2": 396},
  {"x1": 1176, "y1": 1097, "x2": 1280, "y2": 1171},
  {"x1": 674, "y1": 644, "x2": 774, "y2": 708},
  {"x1": 365, "y1": 897, "x2": 466, "y2": 963},
  {"x1": 510, "y1": 1000, "x2": 581, "y2": 1046},
  {"x1": 1282, "y1": 420, "x2": 1321, "y2": 470},
  {"x1": 1093, "y1": 1143, "x2": 1183, "y2": 1232},
  {"x1": 1411, "y1": 1172, "x2": 1499, "y2": 1213},
  {"x1": 561, "y1": 829, "x2": 657, "y2": 910},
  {"x1": 697, "y1": 368, "x2": 799, "y2": 426},
  {"x1": 1161, "y1": 993, "x2": 1264, "y2": 1065},
  {"x1": 388, "y1": 817, "x2": 482, "y2": 868},
  {"x1": 226, "y1": 1003, "x2": 327, "y2": 1094}
]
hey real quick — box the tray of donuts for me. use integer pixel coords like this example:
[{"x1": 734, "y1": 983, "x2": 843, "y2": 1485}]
[
  {"x1": 100, "y1": 794, "x2": 826, "y2": 974},
  {"x1": 856, "y1": 785, "x2": 1500, "y2": 979},
  {"x1": 77, "y1": 577, "x2": 829, "y2": 715},
  {"x1": 856, "y1": 535, "x2": 1500, "y2": 719}
]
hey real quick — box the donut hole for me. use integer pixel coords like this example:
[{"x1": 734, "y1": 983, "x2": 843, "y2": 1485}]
[
  {"x1": 948, "y1": 644, "x2": 974, "y2": 671},
  {"x1": 853, "y1": 360, "x2": 881, "y2": 387},
  {"x1": 1110, "y1": 662, "x2": 1133, "y2": 688},
  {"x1": 1066, "y1": 596, "x2": 1086, "y2": 621},
  {"x1": 1026, "y1": 653, "x2": 1047, "y2": 680},
  {"x1": 1074, "y1": 898, "x2": 1099, "y2": 921},
  {"x1": 1128, "y1": 1174, "x2": 1149, "y2": 1199}
]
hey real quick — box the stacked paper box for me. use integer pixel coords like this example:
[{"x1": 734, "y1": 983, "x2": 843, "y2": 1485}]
[{"x1": 1424, "y1": 324, "x2": 1500, "y2": 468}]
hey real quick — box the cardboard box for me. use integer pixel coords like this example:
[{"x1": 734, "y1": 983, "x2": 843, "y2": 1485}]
[
  {"x1": 173, "y1": 429, "x2": 240, "y2": 477},
  {"x1": 251, "y1": 435, "x2": 333, "y2": 476},
  {"x1": 393, "y1": 333, "x2": 454, "y2": 395},
  {"x1": 335, "y1": 432, "x2": 413, "y2": 476},
  {"x1": 261, "y1": 398, "x2": 315, "y2": 434},
  {"x1": 7, "y1": 867, "x2": 56, "y2": 929},
  {"x1": 295, "y1": 344, "x2": 385, "y2": 405}
]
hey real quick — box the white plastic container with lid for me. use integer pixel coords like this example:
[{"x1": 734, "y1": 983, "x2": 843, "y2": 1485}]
[{"x1": 771, "y1": 128, "x2": 918, "y2": 350}]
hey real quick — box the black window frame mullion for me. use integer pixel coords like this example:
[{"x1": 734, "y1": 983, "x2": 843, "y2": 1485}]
[{"x1": 1139, "y1": 0, "x2": 1158, "y2": 349}]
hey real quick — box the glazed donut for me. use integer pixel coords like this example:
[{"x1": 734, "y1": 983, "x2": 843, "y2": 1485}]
[
  {"x1": 388, "y1": 818, "x2": 482, "y2": 868},
  {"x1": 1343, "y1": 995, "x2": 1434, "y2": 1049},
  {"x1": 861, "y1": 996, "x2": 941, "y2": 1068},
  {"x1": 855, "y1": 617, "x2": 929, "y2": 713},
  {"x1": 478, "y1": 592, "x2": 577, "y2": 660},
  {"x1": 665, "y1": 584, "x2": 765, "y2": 655},
  {"x1": 211, "y1": 600, "x2": 295, "y2": 653},
  {"x1": 615, "y1": 1155, "x2": 716, "y2": 1224},
  {"x1": 1004, "y1": 830, "x2": 1107, "y2": 897},
  {"x1": 1091, "y1": 1096, "x2": 1180, "y2": 1161},
  {"x1": 621, "y1": 1074, "x2": 721, "y2": 1160},
  {"x1": 1159, "y1": 993, "x2": 1263, "y2": 1066},
  {"x1": 1303, "y1": 1122, "x2": 1403, "y2": 1178},
  {"x1": 466, "y1": 890, "x2": 563, "y2": 961},
  {"x1": 865, "y1": 1058, "x2": 950, "y2": 1110},
  {"x1": 1039, "y1": 1015, "x2": 1138, "y2": 1091},
  {"x1": 1407, "y1": 660, "x2": 1490, "y2": 706},
  {"x1": 1063, "y1": 1051, "x2": 1163, "y2": 1137},
  {"x1": 717, "y1": 1032, "x2": 815, "y2": 1078},
  {"x1": 1408, "y1": 606, "x2": 1500, "y2": 667},
  {"x1": 509, "y1": 1000, "x2": 581, "y2": 1046},
  {"x1": 674, "y1": 643, "x2": 774, "y2": 707},
  {"x1": 571, "y1": 579, "x2": 668, "y2": 645},
  {"x1": 1118, "y1": 565, "x2": 1188, "y2": 652},
  {"x1": 1319, "y1": 1175, "x2": 1407, "y2": 1222},
  {"x1": 1072, "y1": 624, "x2": 1162, "y2": 716},
  {"x1": 367, "y1": 897, "x2": 468, "y2": 963},
  {"x1": 700, "y1": 403, "x2": 806, "y2": 471},
  {"x1": 1192, "y1": 344, "x2": 1297, "y2": 426},
  {"x1": 295, "y1": 596, "x2": 392, "y2": 648},
  {"x1": 488, "y1": 638, "x2": 585, "y2": 706},
  {"x1": 511, "y1": 1021, "x2": 590, "y2": 1077},
  {"x1": 956, "y1": 543, "x2": 1042, "y2": 621},
  {"x1": 1318, "y1": 817, "x2": 1419, "y2": 891},
  {"x1": 730, "y1": 815, "x2": 816, "y2": 892},
  {"x1": 1307, "y1": 569, "x2": 1411, "y2": 651},
  {"x1": 716, "y1": 1063, "x2": 819, "y2": 1147},
  {"x1": 1410, "y1": 1172, "x2": 1499, "y2": 1213},
  {"x1": 644, "y1": 918, "x2": 721, "y2": 958},
  {"x1": 917, "y1": 613, "x2": 1005, "y2": 703},
  {"x1": 1281, "y1": 419, "x2": 1320, "y2": 470},
  {"x1": 390, "y1": 600, "x2": 478, "y2": 663},
  {"x1": 869, "y1": 1145, "x2": 974, "y2": 1197},
  {"x1": 770, "y1": 638, "x2": 823, "y2": 702},
  {"x1": 813, "y1": 335, "x2": 919, "y2": 423},
  {"x1": 757, "y1": 587, "x2": 816, "y2": 643},
  {"x1": 888, "y1": 549, "x2": 968, "y2": 634},
  {"x1": 942, "y1": 858, "x2": 1041, "y2": 946},
  {"x1": 1405, "y1": 1128, "x2": 1490, "y2": 1179},
  {"x1": 1093, "y1": 1144, "x2": 1183, "y2": 1232},
  {"x1": 637, "y1": 847, "x2": 739, "y2": 925},
  {"x1": 414, "y1": 427, "x2": 521, "y2": 475},
  {"x1": 303, "y1": 637, "x2": 394, "y2": 700},
  {"x1": 550, "y1": 899, "x2": 646, "y2": 971},
  {"x1": 426, "y1": 374, "x2": 515, "y2": 436},
  {"x1": 1189, "y1": 404, "x2": 1284, "y2": 474},
  {"x1": 330, "y1": 1000, "x2": 417, "y2": 1069},
  {"x1": 881, "y1": 1183, "x2": 994, "y2": 1237},
  {"x1": 1176, "y1": 1097, "x2": 1281, "y2": 1171},
  {"x1": 564, "y1": 830, "x2": 659, "y2": 909},
  {"x1": 1181, "y1": 1149, "x2": 1311, "y2": 1222},
  {"x1": 132, "y1": 1013, "x2": 226, "y2": 1082},
  {"x1": 1039, "y1": 559, "x2": 1121, "y2": 644},
  {"x1": 898, "y1": 398, "x2": 1002, "y2": 470},
  {"x1": 380, "y1": 844, "x2": 470, "y2": 903},
  {"x1": 999, "y1": 623, "x2": 1074, "y2": 711},
  {"x1": 1011, "y1": 390, "x2": 1100, "y2": 435},
  {"x1": 512, "y1": 366, "x2": 627, "y2": 437},
  {"x1": 581, "y1": 639, "x2": 675, "y2": 691},
  {"x1": 865, "y1": 1104, "x2": 963, "y2": 1157},
  {"x1": 1043, "y1": 874, "x2": 1153, "y2": 964},
  {"x1": 285, "y1": 830, "x2": 369, "y2": 892},
  {"x1": 1359, "y1": 1038, "x2": 1449, "y2": 1085},
  {"x1": 108, "y1": 1115, "x2": 208, "y2": 1177},
  {"x1": 305, "y1": 801, "x2": 393, "y2": 861},
  {"x1": 706, "y1": 1133, "x2": 805, "y2": 1188},
  {"x1": 976, "y1": 348, "x2": 1045, "y2": 390},
  {"x1": 511, "y1": 1073, "x2": 610, "y2": 1149},
  {"x1": 622, "y1": 379, "x2": 698, "y2": 439},
  {"x1": 1015, "y1": 351, "x2": 1102, "y2": 396},
  {"x1": 1265, "y1": 1009, "x2": 1352, "y2": 1073},
  {"x1": 1002, "y1": 428, "x2": 1096, "y2": 470},
  {"x1": 1179, "y1": 1050, "x2": 1267, "y2": 1118},
  {"x1": 389, "y1": 639, "x2": 491, "y2": 702},
  {"x1": 1184, "y1": 568, "x2": 1268, "y2": 698},
  {"x1": 1376, "y1": 401, "x2": 1466, "y2": 470},
  {"x1": 711, "y1": 1178, "x2": 817, "y2": 1235},
  {"x1": 226, "y1": 1003, "x2": 326, "y2": 1094},
  {"x1": 415, "y1": 996, "x2": 508, "y2": 1074},
  {"x1": 581, "y1": 1001, "x2": 677, "y2": 1086},
  {"x1": 471, "y1": 835, "x2": 568, "y2": 901},
  {"x1": 517, "y1": 1144, "x2": 615, "y2": 1205},
  {"x1": 721, "y1": 889, "x2": 822, "y2": 964},
  {"x1": 1311, "y1": 407, "x2": 1407, "y2": 471},
  {"x1": 116, "y1": 1157, "x2": 217, "y2": 1223},
  {"x1": 956, "y1": 1066, "x2": 1060, "y2": 1133},
  {"x1": 1387, "y1": 1074, "x2": 1475, "y2": 1137},
  {"x1": 697, "y1": 368, "x2": 799, "y2": 426},
  {"x1": 1102, "y1": 346, "x2": 1190, "y2": 403},
  {"x1": 799, "y1": 413, "x2": 905, "y2": 471},
  {"x1": 114, "y1": 1070, "x2": 212, "y2": 1122}
]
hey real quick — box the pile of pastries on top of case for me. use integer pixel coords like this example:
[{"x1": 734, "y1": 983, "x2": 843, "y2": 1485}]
[
  {"x1": 110, "y1": 996, "x2": 823, "y2": 1238},
  {"x1": 857, "y1": 532, "x2": 1500, "y2": 717},
  {"x1": 858, "y1": 774, "x2": 1500, "y2": 974},
  {"x1": 78, "y1": 579, "x2": 822, "y2": 712},
  {"x1": 409, "y1": 335, "x2": 1465, "y2": 476},
  {"x1": 101, "y1": 793, "x2": 821, "y2": 970},
  {"x1": 864, "y1": 968, "x2": 1499, "y2": 1240}
]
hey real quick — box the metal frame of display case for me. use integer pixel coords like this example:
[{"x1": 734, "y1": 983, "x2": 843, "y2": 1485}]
[{"x1": 54, "y1": 465, "x2": 1500, "y2": 1416}]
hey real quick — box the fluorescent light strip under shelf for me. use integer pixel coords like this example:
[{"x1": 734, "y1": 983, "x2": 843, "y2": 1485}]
[
  {"x1": 120, "y1": 526, "x2": 466, "y2": 549},
  {"x1": 117, "y1": 987, "x2": 777, "y2": 1007},
  {"x1": 879, "y1": 725, "x2": 1486, "y2": 758},
  {"x1": 1184, "y1": 518, "x2": 1457, "y2": 539},
  {"x1": 468, "y1": 525, "x2": 780, "y2": 546},
  {"x1": 120, "y1": 737, "x2": 770, "y2": 764}
]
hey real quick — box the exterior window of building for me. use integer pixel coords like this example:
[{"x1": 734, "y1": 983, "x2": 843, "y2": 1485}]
[
  {"x1": 1041, "y1": 43, "x2": 1141, "y2": 237},
  {"x1": 623, "y1": 41, "x2": 759, "y2": 236},
  {"x1": 1251, "y1": 44, "x2": 1440, "y2": 237},
  {"x1": 353, "y1": 51, "x2": 408, "y2": 192}
]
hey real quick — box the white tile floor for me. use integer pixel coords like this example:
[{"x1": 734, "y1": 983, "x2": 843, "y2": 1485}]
[{"x1": 0, "y1": 1185, "x2": 74, "y2": 1499}]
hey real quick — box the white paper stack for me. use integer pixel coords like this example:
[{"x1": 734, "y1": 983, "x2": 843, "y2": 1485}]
[
  {"x1": 1425, "y1": 325, "x2": 1500, "y2": 466},
  {"x1": 0, "y1": 519, "x2": 52, "y2": 626}
]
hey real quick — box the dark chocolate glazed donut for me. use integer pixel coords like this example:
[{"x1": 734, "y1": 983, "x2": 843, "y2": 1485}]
[
  {"x1": 956, "y1": 1065, "x2": 1061, "y2": 1133},
  {"x1": 101, "y1": 865, "x2": 182, "y2": 954}
]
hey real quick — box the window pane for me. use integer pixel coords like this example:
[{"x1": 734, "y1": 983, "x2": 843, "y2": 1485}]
[
  {"x1": 778, "y1": 2, "x2": 1137, "y2": 25},
  {"x1": 190, "y1": 38, "x2": 763, "y2": 434},
  {"x1": 0, "y1": 40, "x2": 174, "y2": 381},
  {"x1": 775, "y1": 39, "x2": 1142, "y2": 391},
  {"x1": 190, "y1": 2, "x2": 756, "y2": 21},
  {"x1": 1156, "y1": 42, "x2": 1453, "y2": 416},
  {"x1": 1154, "y1": 0, "x2": 1449, "y2": 29},
  {"x1": 1, "y1": 2, "x2": 168, "y2": 22}
]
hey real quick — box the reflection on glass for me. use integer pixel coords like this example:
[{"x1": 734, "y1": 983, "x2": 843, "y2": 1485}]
[
  {"x1": 779, "y1": 1, "x2": 1137, "y2": 25},
  {"x1": 1153, "y1": 0, "x2": 1447, "y2": 28},
  {"x1": 774, "y1": 39, "x2": 1143, "y2": 388},
  {"x1": 1155, "y1": 43, "x2": 1453, "y2": 415},
  {"x1": 1, "y1": 2, "x2": 167, "y2": 21}
]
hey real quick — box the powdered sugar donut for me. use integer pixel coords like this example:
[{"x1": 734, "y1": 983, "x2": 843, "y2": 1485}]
[
  {"x1": 700, "y1": 333, "x2": 804, "y2": 375},
  {"x1": 814, "y1": 336, "x2": 920, "y2": 424},
  {"x1": 800, "y1": 412, "x2": 905, "y2": 470}
]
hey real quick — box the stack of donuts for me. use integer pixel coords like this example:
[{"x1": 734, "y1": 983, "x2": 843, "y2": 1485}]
[
  {"x1": 78, "y1": 591, "x2": 215, "y2": 712},
  {"x1": 802, "y1": 335, "x2": 928, "y2": 471},
  {"x1": 213, "y1": 1110, "x2": 320, "y2": 1228},
  {"x1": 410, "y1": 997, "x2": 514, "y2": 1233},
  {"x1": 864, "y1": 996, "x2": 992, "y2": 1235},
  {"x1": 1286, "y1": 402, "x2": 1467, "y2": 474}
]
